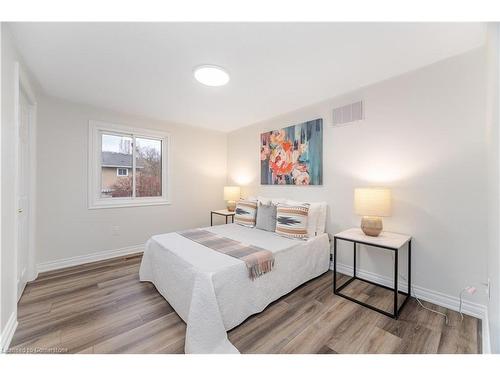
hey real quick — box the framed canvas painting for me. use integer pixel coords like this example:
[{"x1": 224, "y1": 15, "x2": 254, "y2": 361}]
[{"x1": 260, "y1": 118, "x2": 323, "y2": 185}]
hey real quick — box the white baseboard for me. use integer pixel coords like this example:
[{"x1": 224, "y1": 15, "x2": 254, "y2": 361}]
[
  {"x1": 17, "y1": 267, "x2": 27, "y2": 302},
  {"x1": 1, "y1": 311, "x2": 18, "y2": 353},
  {"x1": 332, "y1": 262, "x2": 490, "y2": 352},
  {"x1": 37, "y1": 244, "x2": 144, "y2": 273},
  {"x1": 17, "y1": 278, "x2": 27, "y2": 302}
]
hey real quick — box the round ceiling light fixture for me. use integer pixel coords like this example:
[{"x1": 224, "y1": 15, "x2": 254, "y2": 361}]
[{"x1": 193, "y1": 65, "x2": 230, "y2": 87}]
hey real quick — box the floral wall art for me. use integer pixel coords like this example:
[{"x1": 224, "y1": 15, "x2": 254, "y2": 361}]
[{"x1": 260, "y1": 118, "x2": 323, "y2": 185}]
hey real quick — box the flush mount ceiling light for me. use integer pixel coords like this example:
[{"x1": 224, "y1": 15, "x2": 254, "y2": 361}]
[{"x1": 193, "y1": 65, "x2": 230, "y2": 87}]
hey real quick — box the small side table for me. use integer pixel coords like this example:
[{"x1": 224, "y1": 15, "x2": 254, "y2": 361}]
[
  {"x1": 333, "y1": 228, "x2": 412, "y2": 319},
  {"x1": 210, "y1": 209, "x2": 235, "y2": 226}
]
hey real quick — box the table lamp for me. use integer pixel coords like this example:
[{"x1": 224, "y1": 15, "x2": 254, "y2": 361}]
[
  {"x1": 354, "y1": 187, "x2": 391, "y2": 236},
  {"x1": 223, "y1": 186, "x2": 240, "y2": 212}
]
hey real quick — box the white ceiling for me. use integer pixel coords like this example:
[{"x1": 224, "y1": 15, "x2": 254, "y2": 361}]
[{"x1": 8, "y1": 22, "x2": 486, "y2": 132}]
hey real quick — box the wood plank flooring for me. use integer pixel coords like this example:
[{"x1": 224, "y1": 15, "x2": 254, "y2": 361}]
[{"x1": 9, "y1": 254, "x2": 481, "y2": 354}]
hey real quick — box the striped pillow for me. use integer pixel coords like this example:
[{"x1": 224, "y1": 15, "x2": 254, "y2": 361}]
[
  {"x1": 234, "y1": 199, "x2": 258, "y2": 227},
  {"x1": 275, "y1": 203, "x2": 310, "y2": 240}
]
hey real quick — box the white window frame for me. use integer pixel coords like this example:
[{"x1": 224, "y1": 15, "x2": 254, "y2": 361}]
[
  {"x1": 116, "y1": 168, "x2": 129, "y2": 177},
  {"x1": 88, "y1": 120, "x2": 171, "y2": 209}
]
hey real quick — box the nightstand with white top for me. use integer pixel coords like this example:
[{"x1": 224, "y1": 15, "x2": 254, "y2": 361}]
[
  {"x1": 333, "y1": 228, "x2": 412, "y2": 319},
  {"x1": 210, "y1": 209, "x2": 235, "y2": 226}
]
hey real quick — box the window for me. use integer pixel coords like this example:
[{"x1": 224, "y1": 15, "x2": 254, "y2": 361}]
[
  {"x1": 88, "y1": 121, "x2": 170, "y2": 209},
  {"x1": 117, "y1": 168, "x2": 129, "y2": 177}
]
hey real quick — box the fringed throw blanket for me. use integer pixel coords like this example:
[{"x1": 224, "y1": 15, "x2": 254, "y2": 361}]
[{"x1": 177, "y1": 229, "x2": 275, "y2": 279}]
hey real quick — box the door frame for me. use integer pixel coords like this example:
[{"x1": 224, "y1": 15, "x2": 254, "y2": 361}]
[{"x1": 14, "y1": 62, "x2": 38, "y2": 300}]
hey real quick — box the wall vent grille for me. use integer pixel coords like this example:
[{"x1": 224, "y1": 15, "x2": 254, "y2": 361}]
[{"x1": 332, "y1": 101, "x2": 363, "y2": 126}]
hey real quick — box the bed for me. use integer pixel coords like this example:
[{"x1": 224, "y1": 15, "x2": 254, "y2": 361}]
[{"x1": 139, "y1": 206, "x2": 330, "y2": 354}]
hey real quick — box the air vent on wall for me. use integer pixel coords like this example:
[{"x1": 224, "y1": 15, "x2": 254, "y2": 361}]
[{"x1": 332, "y1": 100, "x2": 363, "y2": 126}]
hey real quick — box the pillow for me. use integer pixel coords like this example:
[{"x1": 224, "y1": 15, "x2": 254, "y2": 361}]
[
  {"x1": 275, "y1": 203, "x2": 310, "y2": 240},
  {"x1": 257, "y1": 196, "x2": 286, "y2": 205},
  {"x1": 316, "y1": 203, "x2": 327, "y2": 234},
  {"x1": 285, "y1": 200, "x2": 326, "y2": 237},
  {"x1": 255, "y1": 202, "x2": 277, "y2": 232},
  {"x1": 234, "y1": 199, "x2": 258, "y2": 227}
]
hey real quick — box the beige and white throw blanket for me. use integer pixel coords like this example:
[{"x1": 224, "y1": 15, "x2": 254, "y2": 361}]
[{"x1": 178, "y1": 228, "x2": 275, "y2": 279}]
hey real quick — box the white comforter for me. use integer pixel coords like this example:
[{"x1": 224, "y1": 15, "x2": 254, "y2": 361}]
[{"x1": 139, "y1": 223, "x2": 330, "y2": 353}]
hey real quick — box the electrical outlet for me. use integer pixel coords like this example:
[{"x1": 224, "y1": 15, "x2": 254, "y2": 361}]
[{"x1": 112, "y1": 225, "x2": 120, "y2": 236}]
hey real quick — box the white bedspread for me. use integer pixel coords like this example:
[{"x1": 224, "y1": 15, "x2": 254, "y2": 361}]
[{"x1": 139, "y1": 224, "x2": 330, "y2": 353}]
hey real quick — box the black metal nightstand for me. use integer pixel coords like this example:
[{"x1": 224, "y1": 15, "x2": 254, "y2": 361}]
[
  {"x1": 333, "y1": 228, "x2": 412, "y2": 319},
  {"x1": 210, "y1": 209, "x2": 235, "y2": 226}
]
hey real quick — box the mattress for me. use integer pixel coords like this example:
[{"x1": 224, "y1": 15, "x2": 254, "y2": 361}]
[{"x1": 139, "y1": 223, "x2": 330, "y2": 353}]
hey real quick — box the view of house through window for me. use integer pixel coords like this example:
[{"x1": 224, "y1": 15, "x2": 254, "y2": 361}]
[
  {"x1": 100, "y1": 133, "x2": 162, "y2": 199},
  {"x1": 101, "y1": 133, "x2": 133, "y2": 198}
]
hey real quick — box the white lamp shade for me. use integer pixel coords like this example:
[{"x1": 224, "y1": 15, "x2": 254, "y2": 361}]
[
  {"x1": 223, "y1": 186, "x2": 240, "y2": 201},
  {"x1": 354, "y1": 187, "x2": 391, "y2": 217}
]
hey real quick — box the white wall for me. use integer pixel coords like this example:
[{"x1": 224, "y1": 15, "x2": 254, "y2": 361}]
[
  {"x1": 36, "y1": 95, "x2": 227, "y2": 265},
  {"x1": 486, "y1": 24, "x2": 500, "y2": 353},
  {"x1": 227, "y1": 47, "x2": 489, "y2": 310}
]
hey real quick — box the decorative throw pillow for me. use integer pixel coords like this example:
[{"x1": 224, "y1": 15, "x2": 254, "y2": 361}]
[
  {"x1": 234, "y1": 199, "x2": 258, "y2": 227},
  {"x1": 285, "y1": 199, "x2": 327, "y2": 237},
  {"x1": 275, "y1": 203, "x2": 310, "y2": 240},
  {"x1": 255, "y1": 202, "x2": 277, "y2": 232}
]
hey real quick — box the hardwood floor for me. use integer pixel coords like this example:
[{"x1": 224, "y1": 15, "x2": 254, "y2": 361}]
[{"x1": 9, "y1": 254, "x2": 481, "y2": 354}]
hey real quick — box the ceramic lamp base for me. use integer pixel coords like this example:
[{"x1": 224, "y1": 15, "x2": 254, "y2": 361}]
[
  {"x1": 361, "y1": 216, "x2": 383, "y2": 237},
  {"x1": 227, "y1": 200, "x2": 236, "y2": 212}
]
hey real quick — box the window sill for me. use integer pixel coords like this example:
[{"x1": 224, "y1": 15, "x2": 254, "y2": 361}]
[{"x1": 88, "y1": 199, "x2": 171, "y2": 210}]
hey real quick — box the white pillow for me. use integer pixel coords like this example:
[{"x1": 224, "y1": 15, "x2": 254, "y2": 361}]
[
  {"x1": 316, "y1": 203, "x2": 327, "y2": 234},
  {"x1": 285, "y1": 199, "x2": 327, "y2": 237}
]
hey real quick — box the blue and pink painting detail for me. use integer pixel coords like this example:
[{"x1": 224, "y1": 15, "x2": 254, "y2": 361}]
[{"x1": 260, "y1": 118, "x2": 323, "y2": 185}]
